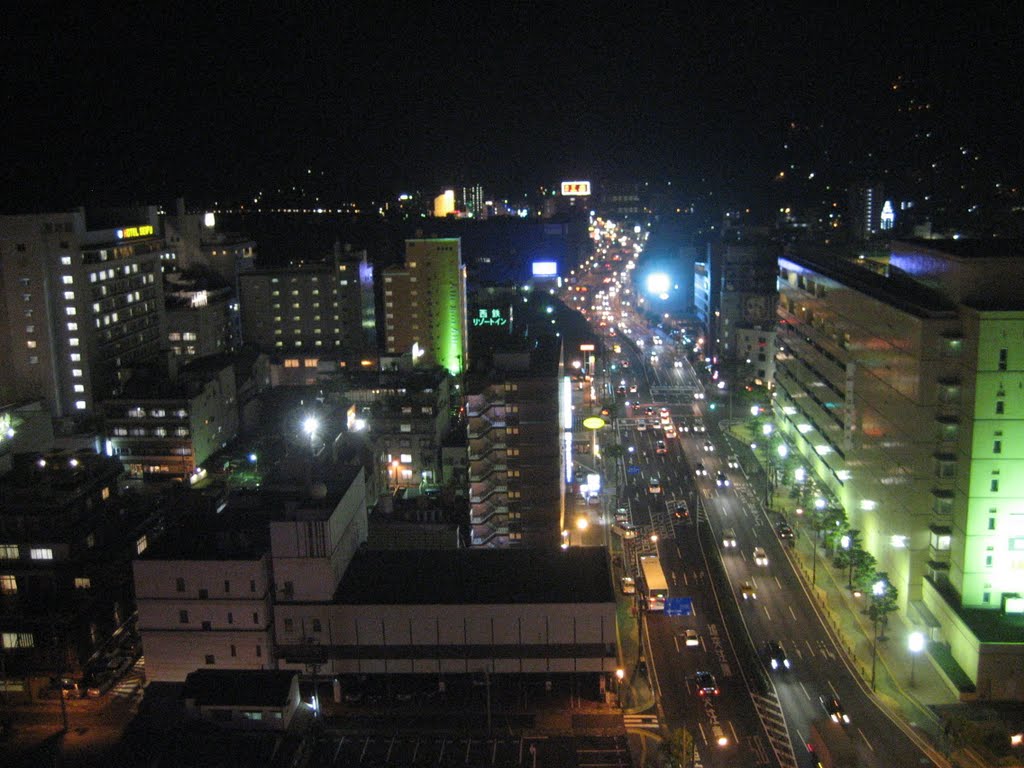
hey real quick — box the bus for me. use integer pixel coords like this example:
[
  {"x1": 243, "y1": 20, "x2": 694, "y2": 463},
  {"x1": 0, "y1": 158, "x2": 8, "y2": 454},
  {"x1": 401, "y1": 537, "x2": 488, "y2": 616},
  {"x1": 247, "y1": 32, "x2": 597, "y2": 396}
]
[{"x1": 640, "y1": 555, "x2": 669, "y2": 611}]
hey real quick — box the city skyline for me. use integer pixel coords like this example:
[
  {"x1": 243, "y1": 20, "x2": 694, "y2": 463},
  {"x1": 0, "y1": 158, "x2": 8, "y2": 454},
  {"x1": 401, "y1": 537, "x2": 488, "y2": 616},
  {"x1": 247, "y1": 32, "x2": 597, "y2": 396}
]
[{"x1": 2, "y1": 5, "x2": 1022, "y2": 214}]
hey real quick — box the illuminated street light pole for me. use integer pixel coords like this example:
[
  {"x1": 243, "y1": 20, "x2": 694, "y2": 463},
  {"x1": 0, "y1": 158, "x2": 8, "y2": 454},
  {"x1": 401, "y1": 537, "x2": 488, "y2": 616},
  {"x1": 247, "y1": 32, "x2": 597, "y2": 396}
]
[
  {"x1": 871, "y1": 578, "x2": 886, "y2": 691},
  {"x1": 908, "y1": 631, "x2": 925, "y2": 687}
]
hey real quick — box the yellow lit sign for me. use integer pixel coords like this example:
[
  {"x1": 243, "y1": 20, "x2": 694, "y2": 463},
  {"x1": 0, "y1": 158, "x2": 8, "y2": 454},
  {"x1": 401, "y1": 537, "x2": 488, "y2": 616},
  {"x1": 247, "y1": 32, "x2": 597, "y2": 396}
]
[
  {"x1": 582, "y1": 416, "x2": 606, "y2": 430},
  {"x1": 561, "y1": 181, "x2": 591, "y2": 196},
  {"x1": 116, "y1": 224, "x2": 155, "y2": 239}
]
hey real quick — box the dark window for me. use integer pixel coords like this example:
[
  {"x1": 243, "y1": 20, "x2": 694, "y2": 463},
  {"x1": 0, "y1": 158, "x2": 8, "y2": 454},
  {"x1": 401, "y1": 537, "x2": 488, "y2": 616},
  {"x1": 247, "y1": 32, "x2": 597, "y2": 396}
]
[
  {"x1": 250, "y1": 579, "x2": 256, "y2": 592},
  {"x1": 176, "y1": 577, "x2": 185, "y2": 592},
  {"x1": 201, "y1": 621, "x2": 211, "y2": 631},
  {"x1": 223, "y1": 580, "x2": 230, "y2": 593},
  {"x1": 230, "y1": 644, "x2": 237, "y2": 657},
  {"x1": 989, "y1": 517, "x2": 996, "y2": 530},
  {"x1": 227, "y1": 612, "x2": 233, "y2": 624},
  {"x1": 994, "y1": 441, "x2": 1002, "y2": 454},
  {"x1": 991, "y1": 479, "x2": 1000, "y2": 492},
  {"x1": 996, "y1": 401, "x2": 1005, "y2": 414},
  {"x1": 255, "y1": 644, "x2": 262, "y2": 658},
  {"x1": 198, "y1": 589, "x2": 208, "y2": 599},
  {"x1": 252, "y1": 612, "x2": 259, "y2": 624},
  {"x1": 284, "y1": 618, "x2": 294, "y2": 632},
  {"x1": 998, "y1": 348, "x2": 1007, "y2": 371},
  {"x1": 179, "y1": 610, "x2": 188, "y2": 623},
  {"x1": 312, "y1": 618, "x2": 322, "y2": 633},
  {"x1": 205, "y1": 655, "x2": 215, "y2": 665}
]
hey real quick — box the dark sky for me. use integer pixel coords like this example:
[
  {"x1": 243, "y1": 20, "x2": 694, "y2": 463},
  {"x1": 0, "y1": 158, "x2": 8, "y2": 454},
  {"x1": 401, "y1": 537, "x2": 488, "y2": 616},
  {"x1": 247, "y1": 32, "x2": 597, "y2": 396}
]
[{"x1": 2, "y1": 3, "x2": 1021, "y2": 210}]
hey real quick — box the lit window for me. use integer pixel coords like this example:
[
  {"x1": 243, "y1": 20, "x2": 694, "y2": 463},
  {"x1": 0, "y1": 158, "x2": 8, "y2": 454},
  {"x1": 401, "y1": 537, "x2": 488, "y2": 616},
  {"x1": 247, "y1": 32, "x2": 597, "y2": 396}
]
[
  {"x1": 61, "y1": 257, "x2": 72, "y2": 266},
  {"x1": 0, "y1": 575, "x2": 16, "y2": 594},
  {"x1": 72, "y1": 368, "x2": 83, "y2": 377},
  {"x1": 26, "y1": 340, "x2": 36, "y2": 349},
  {"x1": 73, "y1": 385, "x2": 84, "y2": 393},
  {"x1": 400, "y1": 453, "x2": 413, "y2": 463},
  {"x1": 63, "y1": 291, "x2": 75, "y2": 300},
  {"x1": 67, "y1": 322, "x2": 78, "y2": 331},
  {"x1": 2, "y1": 632, "x2": 34, "y2": 649},
  {"x1": 65, "y1": 306, "x2": 76, "y2": 316},
  {"x1": 75, "y1": 401, "x2": 87, "y2": 410},
  {"x1": 136, "y1": 535, "x2": 148, "y2": 555},
  {"x1": 62, "y1": 274, "x2": 73, "y2": 283},
  {"x1": 69, "y1": 337, "x2": 79, "y2": 346},
  {"x1": 30, "y1": 548, "x2": 53, "y2": 560},
  {"x1": 0, "y1": 545, "x2": 19, "y2": 559},
  {"x1": 74, "y1": 577, "x2": 91, "y2": 589}
]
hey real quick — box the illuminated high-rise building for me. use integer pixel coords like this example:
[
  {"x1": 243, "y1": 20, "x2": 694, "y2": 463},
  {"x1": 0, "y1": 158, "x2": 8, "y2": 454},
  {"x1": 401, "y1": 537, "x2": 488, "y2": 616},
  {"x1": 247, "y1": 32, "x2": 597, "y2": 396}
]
[
  {"x1": 460, "y1": 184, "x2": 485, "y2": 217},
  {"x1": 433, "y1": 190, "x2": 455, "y2": 218},
  {"x1": 382, "y1": 238, "x2": 468, "y2": 376},
  {"x1": 777, "y1": 240, "x2": 1024, "y2": 699},
  {"x1": 0, "y1": 208, "x2": 167, "y2": 419},
  {"x1": 848, "y1": 182, "x2": 884, "y2": 240}
]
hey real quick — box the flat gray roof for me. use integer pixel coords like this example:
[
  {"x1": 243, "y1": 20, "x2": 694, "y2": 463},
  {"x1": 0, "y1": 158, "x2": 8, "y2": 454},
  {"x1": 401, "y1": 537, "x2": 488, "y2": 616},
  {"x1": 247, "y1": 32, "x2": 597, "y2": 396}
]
[{"x1": 336, "y1": 546, "x2": 613, "y2": 605}]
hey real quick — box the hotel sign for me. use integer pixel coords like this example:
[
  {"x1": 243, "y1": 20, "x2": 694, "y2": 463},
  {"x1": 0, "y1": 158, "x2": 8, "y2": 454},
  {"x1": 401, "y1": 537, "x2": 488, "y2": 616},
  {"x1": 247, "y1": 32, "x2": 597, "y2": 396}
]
[
  {"x1": 116, "y1": 224, "x2": 155, "y2": 239},
  {"x1": 560, "y1": 181, "x2": 591, "y2": 196}
]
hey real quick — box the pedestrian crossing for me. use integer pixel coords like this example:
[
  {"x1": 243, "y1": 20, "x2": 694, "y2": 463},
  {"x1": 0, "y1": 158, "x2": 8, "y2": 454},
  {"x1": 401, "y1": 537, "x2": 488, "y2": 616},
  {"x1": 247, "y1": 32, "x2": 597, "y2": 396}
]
[{"x1": 622, "y1": 713, "x2": 660, "y2": 731}]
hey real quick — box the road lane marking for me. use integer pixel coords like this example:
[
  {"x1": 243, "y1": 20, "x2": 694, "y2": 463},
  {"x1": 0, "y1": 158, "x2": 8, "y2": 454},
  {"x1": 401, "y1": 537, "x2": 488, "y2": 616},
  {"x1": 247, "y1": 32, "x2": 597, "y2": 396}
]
[
  {"x1": 798, "y1": 681, "x2": 812, "y2": 700},
  {"x1": 789, "y1": 605, "x2": 797, "y2": 620},
  {"x1": 762, "y1": 605, "x2": 772, "y2": 620},
  {"x1": 859, "y1": 728, "x2": 874, "y2": 751}
]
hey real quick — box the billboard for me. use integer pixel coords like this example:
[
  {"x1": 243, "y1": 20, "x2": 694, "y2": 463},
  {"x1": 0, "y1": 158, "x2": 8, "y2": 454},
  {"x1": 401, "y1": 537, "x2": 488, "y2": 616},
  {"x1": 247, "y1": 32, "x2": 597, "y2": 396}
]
[
  {"x1": 560, "y1": 180, "x2": 591, "y2": 196},
  {"x1": 532, "y1": 260, "x2": 558, "y2": 276}
]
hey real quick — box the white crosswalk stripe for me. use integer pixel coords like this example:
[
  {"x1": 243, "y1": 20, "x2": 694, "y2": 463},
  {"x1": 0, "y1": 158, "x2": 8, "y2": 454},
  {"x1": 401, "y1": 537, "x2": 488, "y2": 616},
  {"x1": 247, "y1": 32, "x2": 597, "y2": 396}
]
[{"x1": 623, "y1": 713, "x2": 660, "y2": 730}]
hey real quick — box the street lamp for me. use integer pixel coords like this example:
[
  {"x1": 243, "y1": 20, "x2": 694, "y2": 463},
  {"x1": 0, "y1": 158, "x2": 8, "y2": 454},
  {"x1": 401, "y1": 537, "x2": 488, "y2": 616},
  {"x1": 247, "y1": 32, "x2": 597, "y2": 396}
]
[
  {"x1": 391, "y1": 459, "x2": 401, "y2": 489},
  {"x1": 303, "y1": 416, "x2": 319, "y2": 456},
  {"x1": 871, "y1": 578, "x2": 886, "y2": 691},
  {"x1": 841, "y1": 535, "x2": 853, "y2": 588},
  {"x1": 615, "y1": 668, "x2": 625, "y2": 707},
  {"x1": 908, "y1": 631, "x2": 925, "y2": 687}
]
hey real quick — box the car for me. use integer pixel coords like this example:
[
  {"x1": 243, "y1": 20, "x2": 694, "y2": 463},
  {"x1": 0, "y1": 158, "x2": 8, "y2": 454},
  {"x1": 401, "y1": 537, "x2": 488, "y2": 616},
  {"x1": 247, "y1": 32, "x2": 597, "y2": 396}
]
[
  {"x1": 672, "y1": 501, "x2": 690, "y2": 520},
  {"x1": 753, "y1": 546, "x2": 769, "y2": 566},
  {"x1": 693, "y1": 419, "x2": 706, "y2": 433},
  {"x1": 727, "y1": 454, "x2": 740, "y2": 469},
  {"x1": 620, "y1": 576, "x2": 637, "y2": 595},
  {"x1": 655, "y1": 440, "x2": 668, "y2": 455},
  {"x1": 703, "y1": 439, "x2": 715, "y2": 452},
  {"x1": 695, "y1": 462, "x2": 708, "y2": 477},
  {"x1": 648, "y1": 478, "x2": 662, "y2": 494},
  {"x1": 664, "y1": 426, "x2": 677, "y2": 439},
  {"x1": 777, "y1": 523, "x2": 795, "y2": 541},
  {"x1": 644, "y1": 406, "x2": 655, "y2": 417},
  {"x1": 766, "y1": 641, "x2": 791, "y2": 670},
  {"x1": 636, "y1": 420, "x2": 647, "y2": 431},
  {"x1": 612, "y1": 522, "x2": 637, "y2": 539},
  {"x1": 715, "y1": 471, "x2": 730, "y2": 488},
  {"x1": 659, "y1": 407, "x2": 670, "y2": 419},
  {"x1": 684, "y1": 629, "x2": 700, "y2": 647},
  {"x1": 628, "y1": 384, "x2": 638, "y2": 394},
  {"x1": 678, "y1": 419, "x2": 691, "y2": 433},
  {"x1": 722, "y1": 528, "x2": 737, "y2": 548},
  {"x1": 740, "y1": 580, "x2": 757, "y2": 600},
  {"x1": 695, "y1": 671, "x2": 719, "y2": 696},
  {"x1": 615, "y1": 507, "x2": 630, "y2": 523},
  {"x1": 616, "y1": 385, "x2": 626, "y2": 395},
  {"x1": 820, "y1": 695, "x2": 851, "y2": 724}
]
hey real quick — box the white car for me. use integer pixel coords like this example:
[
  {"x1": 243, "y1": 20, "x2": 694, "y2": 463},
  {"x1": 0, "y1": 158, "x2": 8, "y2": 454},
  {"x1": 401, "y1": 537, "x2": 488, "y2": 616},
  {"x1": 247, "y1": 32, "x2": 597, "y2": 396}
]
[
  {"x1": 722, "y1": 528, "x2": 737, "y2": 548},
  {"x1": 703, "y1": 440, "x2": 715, "y2": 452},
  {"x1": 753, "y1": 547, "x2": 769, "y2": 566},
  {"x1": 684, "y1": 629, "x2": 700, "y2": 647},
  {"x1": 727, "y1": 455, "x2": 740, "y2": 469}
]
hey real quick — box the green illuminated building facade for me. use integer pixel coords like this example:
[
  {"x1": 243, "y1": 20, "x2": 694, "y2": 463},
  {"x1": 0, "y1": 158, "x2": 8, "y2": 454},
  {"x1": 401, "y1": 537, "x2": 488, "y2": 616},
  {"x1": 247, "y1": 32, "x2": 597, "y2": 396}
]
[
  {"x1": 776, "y1": 241, "x2": 1024, "y2": 699},
  {"x1": 383, "y1": 238, "x2": 468, "y2": 377}
]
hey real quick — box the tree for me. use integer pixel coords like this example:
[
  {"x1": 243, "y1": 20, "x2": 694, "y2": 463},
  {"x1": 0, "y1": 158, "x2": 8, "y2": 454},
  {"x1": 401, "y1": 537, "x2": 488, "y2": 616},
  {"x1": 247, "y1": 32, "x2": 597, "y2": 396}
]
[
  {"x1": 851, "y1": 551, "x2": 878, "y2": 593},
  {"x1": 832, "y1": 529, "x2": 862, "y2": 571},
  {"x1": 602, "y1": 443, "x2": 626, "y2": 487},
  {"x1": 662, "y1": 727, "x2": 696, "y2": 768},
  {"x1": 867, "y1": 572, "x2": 899, "y2": 640}
]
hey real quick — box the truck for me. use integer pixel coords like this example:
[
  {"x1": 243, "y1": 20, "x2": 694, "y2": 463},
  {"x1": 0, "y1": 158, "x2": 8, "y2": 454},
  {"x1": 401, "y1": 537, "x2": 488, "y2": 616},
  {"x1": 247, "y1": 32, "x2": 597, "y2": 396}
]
[{"x1": 807, "y1": 718, "x2": 862, "y2": 768}]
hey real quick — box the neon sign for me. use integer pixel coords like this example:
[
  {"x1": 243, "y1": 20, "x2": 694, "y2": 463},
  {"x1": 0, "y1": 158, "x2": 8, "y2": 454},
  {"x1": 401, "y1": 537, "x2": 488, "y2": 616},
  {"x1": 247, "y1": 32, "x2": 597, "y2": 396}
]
[
  {"x1": 560, "y1": 181, "x2": 591, "y2": 196},
  {"x1": 116, "y1": 225, "x2": 155, "y2": 239}
]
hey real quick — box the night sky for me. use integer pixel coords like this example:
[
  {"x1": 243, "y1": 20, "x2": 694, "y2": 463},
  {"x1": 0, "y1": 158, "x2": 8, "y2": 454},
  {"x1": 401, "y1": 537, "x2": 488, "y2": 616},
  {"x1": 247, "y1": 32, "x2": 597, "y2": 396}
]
[{"x1": 2, "y1": 3, "x2": 1021, "y2": 211}]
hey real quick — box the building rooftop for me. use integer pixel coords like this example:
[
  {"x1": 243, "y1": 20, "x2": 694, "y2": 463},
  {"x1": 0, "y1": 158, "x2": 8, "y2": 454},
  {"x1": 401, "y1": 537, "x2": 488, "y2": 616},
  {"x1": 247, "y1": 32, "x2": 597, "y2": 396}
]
[
  {"x1": 335, "y1": 546, "x2": 613, "y2": 605},
  {"x1": 139, "y1": 510, "x2": 269, "y2": 561},
  {"x1": 182, "y1": 669, "x2": 296, "y2": 708},
  {"x1": 782, "y1": 246, "x2": 958, "y2": 319},
  {"x1": 895, "y1": 238, "x2": 1024, "y2": 261}
]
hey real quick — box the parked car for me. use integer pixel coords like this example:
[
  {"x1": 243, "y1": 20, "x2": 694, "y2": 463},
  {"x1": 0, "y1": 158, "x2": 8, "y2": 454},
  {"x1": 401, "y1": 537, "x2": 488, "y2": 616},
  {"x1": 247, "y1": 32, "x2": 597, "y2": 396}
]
[{"x1": 620, "y1": 576, "x2": 636, "y2": 595}]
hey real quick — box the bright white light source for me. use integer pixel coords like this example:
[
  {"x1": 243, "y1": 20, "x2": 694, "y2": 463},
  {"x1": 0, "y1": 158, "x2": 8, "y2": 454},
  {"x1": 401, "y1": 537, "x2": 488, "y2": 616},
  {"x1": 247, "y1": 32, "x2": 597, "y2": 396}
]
[{"x1": 646, "y1": 273, "x2": 671, "y2": 295}]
